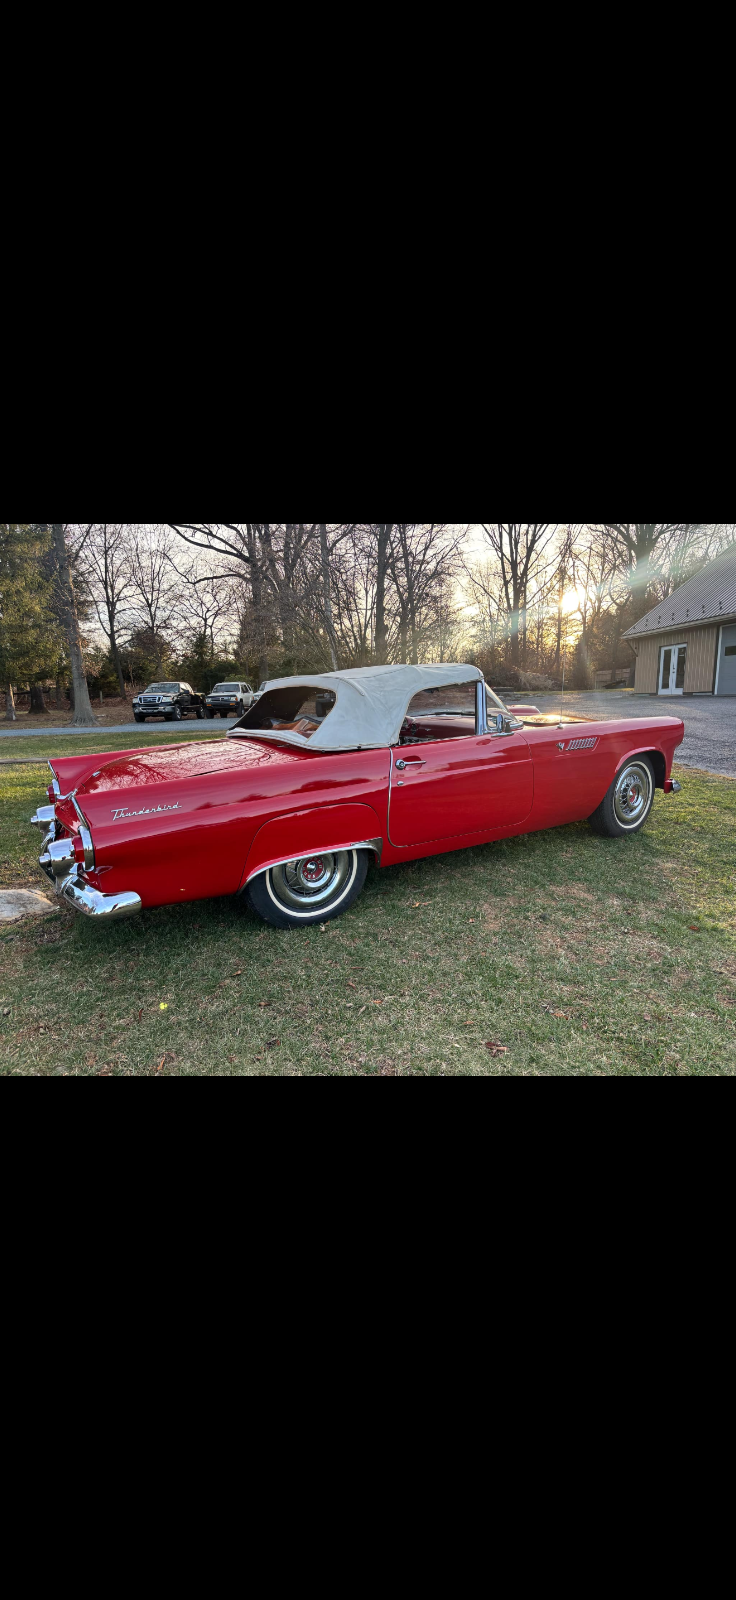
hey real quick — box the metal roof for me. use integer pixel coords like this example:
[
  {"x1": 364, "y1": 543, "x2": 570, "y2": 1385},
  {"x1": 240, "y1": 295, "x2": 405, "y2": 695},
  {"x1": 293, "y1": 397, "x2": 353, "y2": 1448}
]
[{"x1": 623, "y1": 545, "x2": 736, "y2": 638}]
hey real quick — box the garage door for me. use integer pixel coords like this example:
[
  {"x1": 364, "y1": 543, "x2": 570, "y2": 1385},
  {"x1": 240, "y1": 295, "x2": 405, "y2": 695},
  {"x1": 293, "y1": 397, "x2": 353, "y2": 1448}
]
[{"x1": 716, "y1": 625, "x2": 736, "y2": 694}]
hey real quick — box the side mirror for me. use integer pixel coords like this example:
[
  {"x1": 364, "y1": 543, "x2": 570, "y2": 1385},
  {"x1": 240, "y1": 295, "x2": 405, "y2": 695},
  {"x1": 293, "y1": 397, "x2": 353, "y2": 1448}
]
[{"x1": 494, "y1": 713, "x2": 516, "y2": 735}]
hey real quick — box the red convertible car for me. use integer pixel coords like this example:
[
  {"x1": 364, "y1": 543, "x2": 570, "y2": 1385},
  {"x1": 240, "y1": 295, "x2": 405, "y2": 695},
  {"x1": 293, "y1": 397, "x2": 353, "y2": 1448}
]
[{"x1": 31, "y1": 666, "x2": 685, "y2": 929}]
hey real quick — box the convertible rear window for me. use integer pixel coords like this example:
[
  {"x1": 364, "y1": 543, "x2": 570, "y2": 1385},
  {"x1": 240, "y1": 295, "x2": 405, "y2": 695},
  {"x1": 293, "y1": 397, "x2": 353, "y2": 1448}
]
[{"x1": 237, "y1": 687, "x2": 337, "y2": 740}]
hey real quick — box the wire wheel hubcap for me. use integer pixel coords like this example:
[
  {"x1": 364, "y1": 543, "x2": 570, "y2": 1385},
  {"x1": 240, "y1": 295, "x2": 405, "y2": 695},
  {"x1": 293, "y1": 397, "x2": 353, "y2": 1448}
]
[
  {"x1": 614, "y1": 763, "x2": 652, "y2": 828},
  {"x1": 270, "y1": 852, "x2": 353, "y2": 911}
]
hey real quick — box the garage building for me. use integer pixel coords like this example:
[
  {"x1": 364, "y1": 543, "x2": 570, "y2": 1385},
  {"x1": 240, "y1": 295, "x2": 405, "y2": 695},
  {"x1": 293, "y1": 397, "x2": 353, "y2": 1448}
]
[{"x1": 624, "y1": 545, "x2": 736, "y2": 697}]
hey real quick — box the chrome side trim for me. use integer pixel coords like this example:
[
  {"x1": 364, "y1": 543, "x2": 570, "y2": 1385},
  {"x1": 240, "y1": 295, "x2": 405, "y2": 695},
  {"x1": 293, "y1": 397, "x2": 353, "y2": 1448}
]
[
  {"x1": 72, "y1": 797, "x2": 95, "y2": 870},
  {"x1": 245, "y1": 837, "x2": 383, "y2": 885}
]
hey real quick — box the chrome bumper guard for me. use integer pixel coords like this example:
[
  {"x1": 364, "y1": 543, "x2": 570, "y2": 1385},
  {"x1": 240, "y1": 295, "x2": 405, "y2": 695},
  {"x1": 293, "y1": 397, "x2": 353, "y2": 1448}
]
[
  {"x1": 33, "y1": 801, "x2": 142, "y2": 922},
  {"x1": 60, "y1": 876, "x2": 143, "y2": 920},
  {"x1": 31, "y1": 805, "x2": 57, "y2": 832},
  {"x1": 37, "y1": 843, "x2": 142, "y2": 921}
]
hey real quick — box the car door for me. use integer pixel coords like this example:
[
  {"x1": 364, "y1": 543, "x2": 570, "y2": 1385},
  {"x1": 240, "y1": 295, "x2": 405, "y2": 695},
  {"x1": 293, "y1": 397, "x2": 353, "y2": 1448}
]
[
  {"x1": 180, "y1": 684, "x2": 192, "y2": 712},
  {"x1": 389, "y1": 730, "x2": 533, "y2": 847}
]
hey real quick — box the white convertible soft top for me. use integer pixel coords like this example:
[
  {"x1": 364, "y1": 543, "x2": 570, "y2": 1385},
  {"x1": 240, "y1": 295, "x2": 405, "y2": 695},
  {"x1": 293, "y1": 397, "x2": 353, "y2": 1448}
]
[{"x1": 228, "y1": 663, "x2": 483, "y2": 751}]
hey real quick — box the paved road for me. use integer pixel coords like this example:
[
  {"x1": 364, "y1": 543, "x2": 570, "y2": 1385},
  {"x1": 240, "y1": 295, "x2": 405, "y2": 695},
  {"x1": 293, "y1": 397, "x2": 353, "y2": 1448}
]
[
  {"x1": 525, "y1": 691, "x2": 736, "y2": 779},
  {"x1": 0, "y1": 719, "x2": 238, "y2": 739}
]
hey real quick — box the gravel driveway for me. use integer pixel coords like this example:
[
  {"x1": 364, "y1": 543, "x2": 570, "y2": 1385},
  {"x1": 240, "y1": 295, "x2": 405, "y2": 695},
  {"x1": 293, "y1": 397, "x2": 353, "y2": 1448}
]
[
  {"x1": 1, "y1": 693, "x2": 734, "y2": 778},
  {"x1": 524, "y1": 691, "x2": 736, "y2": 779}
]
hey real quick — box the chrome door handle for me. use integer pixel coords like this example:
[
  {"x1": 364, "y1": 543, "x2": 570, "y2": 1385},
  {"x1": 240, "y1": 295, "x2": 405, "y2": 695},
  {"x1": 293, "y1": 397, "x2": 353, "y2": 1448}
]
[{"x1": 396, "y1": 758, "x2": 426, "y2": 770}]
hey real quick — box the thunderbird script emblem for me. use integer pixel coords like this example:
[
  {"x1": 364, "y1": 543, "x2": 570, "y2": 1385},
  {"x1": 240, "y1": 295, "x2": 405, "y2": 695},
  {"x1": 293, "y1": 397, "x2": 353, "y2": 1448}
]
[{"x1": 111, "y1": 804, "x2": 182, "y2": 822}]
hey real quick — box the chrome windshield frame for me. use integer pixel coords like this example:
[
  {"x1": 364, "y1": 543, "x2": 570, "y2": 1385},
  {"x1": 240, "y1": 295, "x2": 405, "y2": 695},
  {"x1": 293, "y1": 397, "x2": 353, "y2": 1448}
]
[{"x1": 477, "y1": 680, "x2": 523, "y2": 738}]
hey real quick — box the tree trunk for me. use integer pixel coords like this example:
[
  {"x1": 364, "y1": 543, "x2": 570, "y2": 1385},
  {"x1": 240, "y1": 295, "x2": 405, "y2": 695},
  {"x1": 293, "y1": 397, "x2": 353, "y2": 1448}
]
[
  {"x1": 630, "y1": 525, "x2": 658, "y2": 608},
  {"x1": 320, "y1": 524, "x2": 339, "y2": 670},
  {"x1": 510, "y1": 583, "x2": 522, "y2": 668},
  {"x1": 109, "y1": 622, "x2": 127, "y2": 699},
  {"x1": 29, "y1": 685, "x2": 48, "y2": 715},
  {"x1": 375, "y1": 524, "x2": 392, "y2": 664},
  {"x1": 5, "y1": 683, "x2": 16, "y2": 721},
  {"x1": 246, "y1": 524, "x2": 270, "y2": 687},
  {"x1": 50, "y1": 524, "x2": 97, "y2": 726}
]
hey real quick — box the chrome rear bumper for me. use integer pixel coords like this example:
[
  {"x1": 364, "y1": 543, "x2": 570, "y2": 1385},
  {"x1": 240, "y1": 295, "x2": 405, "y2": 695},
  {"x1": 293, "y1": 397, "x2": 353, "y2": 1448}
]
[
  {"x1": 37, "y1": 845, "x2": 142, "y2": 921},
  {"x1": 60, "y1": 876, "x2": 142, "y2": 920},
  {"x1": 33, "y1": 802, "x2": 142, "y2": 921}
]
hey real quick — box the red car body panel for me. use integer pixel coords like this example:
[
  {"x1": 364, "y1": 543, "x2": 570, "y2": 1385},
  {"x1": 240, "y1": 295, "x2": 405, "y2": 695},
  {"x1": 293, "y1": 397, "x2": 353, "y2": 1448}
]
[
  {"x1": 44, "y1": 712, "x2": 685, "y2": 914},
  {"x1": 242, "y1": 802, "x2": 385, "y2": 887},
  {"x1": 388, "y1": 732, "x2": 534, "y2": 846},
  {"x1": 50, "y1": 741, "x2": 390, "y2": 909}
]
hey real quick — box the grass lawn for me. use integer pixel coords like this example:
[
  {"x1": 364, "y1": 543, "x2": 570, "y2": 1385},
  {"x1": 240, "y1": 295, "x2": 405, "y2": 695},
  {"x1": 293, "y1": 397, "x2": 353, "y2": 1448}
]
[{"x1": 1, "y1": 743, "x2": 734, "y2": 1076}]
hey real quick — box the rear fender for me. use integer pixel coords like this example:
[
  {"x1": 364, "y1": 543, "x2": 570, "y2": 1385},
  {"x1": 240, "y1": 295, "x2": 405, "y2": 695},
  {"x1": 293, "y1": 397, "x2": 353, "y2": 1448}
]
[
  {"x1": 49, "y1": 749, "x2": 152, "y2": 796},
  {"x1": 241, "y1": 803, "x2": 385, "y2": 889}
]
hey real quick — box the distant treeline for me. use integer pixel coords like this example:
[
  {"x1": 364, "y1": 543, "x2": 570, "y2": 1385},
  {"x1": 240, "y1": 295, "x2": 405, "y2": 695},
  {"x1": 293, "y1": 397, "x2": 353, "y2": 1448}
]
[{"x1": 2, "y1": 523, "x2": 733, "y2": 712}]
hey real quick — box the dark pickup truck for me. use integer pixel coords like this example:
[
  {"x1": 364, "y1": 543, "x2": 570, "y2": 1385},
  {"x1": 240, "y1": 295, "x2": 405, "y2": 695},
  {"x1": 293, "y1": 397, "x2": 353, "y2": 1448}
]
[{"x1": 132, "y1": 682, "x2": 207, "y2": 723}]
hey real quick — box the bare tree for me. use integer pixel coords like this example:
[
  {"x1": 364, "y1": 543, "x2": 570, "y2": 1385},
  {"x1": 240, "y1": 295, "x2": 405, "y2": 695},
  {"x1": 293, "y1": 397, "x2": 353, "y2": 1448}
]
[
  {"x1": 372, "y1": 524, "x2": 393, "y2": 664},
  {"x1": 167, "y1": 522, "x2": 357, "y2": 679},
  {"x1": 320, "y1": 523, "x2": 339, "y2": 669},
  {"x1": 597, "y1": 523, "x2": 699, "y2": 608},
  {"x1": 329, "y1": 527, "x2": 376, "y2": 666},
  {"x1": 175, "y1": 559, "x2": 234, "y2": 657},
  {"x1": 479, "y1": 524, "x2": 559, "y2": 667},
  {"x1": 389, "y1": 524, "x2": 465, "y2": 664},
  {"x1": 80, "y1": 523, "x2": 135, "y2": 698},
  {"x1": 50, "y1": 523, "x2": 97, "y2": 726},
  {"x1": 168, "y1": 525, "x2": 281, "y2": 683},
  {"x1": 130, "y1": 527, "x2": 183, "y2": 666}
]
